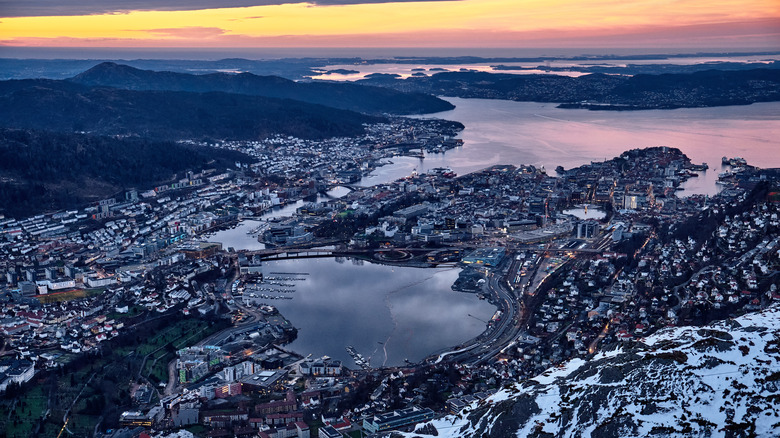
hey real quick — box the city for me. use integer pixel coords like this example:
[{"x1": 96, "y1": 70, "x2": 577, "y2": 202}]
[
  {"x1": 2, "y1": 1, "x2": 779, "y2": 436},
  {"x1": 1, "y1": 124, "x2": 778, "y2": 437}
]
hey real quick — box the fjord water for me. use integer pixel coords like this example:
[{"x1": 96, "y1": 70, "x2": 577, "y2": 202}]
[
  {"x1": 367, "y1": 98, "x2": 780, "y2": 196},
  {"x1": 209, "y1": 227, "x2": 496, "y2": 368},
  {"x1": 262, "y1": 258, "x2": 495, "y2": 367},
  {"x1": 215, "y1": 98, "x2": 780, "y2": 368}
]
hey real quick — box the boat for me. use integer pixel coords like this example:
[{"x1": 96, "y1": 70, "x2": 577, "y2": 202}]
[
  {"x1": 722, "y1": 157, "x2": 748, "y2": 166},
  {"x1": 430, "y1": 167, "x2": 457, "y2": 178},
  {"x1": 345, "y1": 345, "x2": 371, "y2": 370}
]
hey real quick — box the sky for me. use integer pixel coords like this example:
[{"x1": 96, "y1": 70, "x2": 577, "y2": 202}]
[{"x1": 1, "y1": 0, "x2": 779, "y2": 50}]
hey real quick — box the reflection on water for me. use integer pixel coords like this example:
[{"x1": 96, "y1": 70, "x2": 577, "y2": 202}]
[
  {"x1": 310, "y1": 63, "x2": 585, "y2": 81},
  {"x1": 261, "y1": 258, "x2": 495, "y2": 367},
  {"x1": 386, "y1": 99, "x2": 780, "y2": 197},
  {"x1": 308, "y1": 55, "x2": 779, "y2": 81},
  {"x1": 206, "y1": 186, "x2": 352, "y2": 250},
  {"x1": 206, "y1": 220, "x2": 265, "y2": 251}
]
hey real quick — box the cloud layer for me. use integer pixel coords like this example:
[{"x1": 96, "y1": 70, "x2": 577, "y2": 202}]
[
  {"x1": 1, "y1": 0, "x2": 778, "y2": 49},
  {"x1": 0, "y1": 0, "x2": 456, "y2": 17}
]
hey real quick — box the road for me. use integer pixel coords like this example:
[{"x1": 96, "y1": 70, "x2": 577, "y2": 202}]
[
  {"x1": 432, "y1": 237, "x2": 598, "y2": 366},
  {"x1": 431, "y1": 256, "x2": 523, "y2": 366}
]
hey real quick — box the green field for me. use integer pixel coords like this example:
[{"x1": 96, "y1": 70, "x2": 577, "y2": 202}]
[
  {"x1": 0, "y1": 314, "x2": 227, "y2": 437},
  {"x1": 0, "y1": 385, "x2": 48, "y2": 438},
  {"x1": 140, "y1": 318, "x2": 214, "y2": 383}
]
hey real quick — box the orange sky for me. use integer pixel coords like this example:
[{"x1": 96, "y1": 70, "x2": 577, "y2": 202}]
[{"x1": 1, "y1": 0, "x2": 779, "y2": 48}]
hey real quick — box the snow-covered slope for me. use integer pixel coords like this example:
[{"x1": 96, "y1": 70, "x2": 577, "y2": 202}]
[{"x1": 410, "y1": 305, "x2": 780, "y2": 438}]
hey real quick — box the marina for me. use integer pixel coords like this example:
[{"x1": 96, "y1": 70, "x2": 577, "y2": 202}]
[{"x1": 346, "y1": 345, "x2": 371, "y2": 370}]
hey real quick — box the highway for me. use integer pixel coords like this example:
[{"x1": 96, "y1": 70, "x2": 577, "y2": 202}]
[
  {"x1": 431, "y1": 239, "x2": 589, "y2": 366},
  {"x1": 431, "y1": 256, "x2": 523, "y2": 366}
]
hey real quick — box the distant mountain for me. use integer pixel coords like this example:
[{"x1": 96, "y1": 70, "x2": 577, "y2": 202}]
[
  {"x1": 493, "y1": 60, "x2": 780, "y2": 76},
  {"x1": 0, "y1": 129, "x2": 252, "y2": 217},
  {"x1": 0, "y1": 80, "x2": 379, "y2": 140},
  {"x1": 359, "y1": 68, "x2": 780, "y2": 110},
  {"x1": 2, "y1": 52, "x2": 777, "y2": 81},
  {"x1": 410, "y1": 305, "x2": 780, "y2": 438},
  {"x1": 68, "y1": 62, "x2": 454, "y2": 115}
]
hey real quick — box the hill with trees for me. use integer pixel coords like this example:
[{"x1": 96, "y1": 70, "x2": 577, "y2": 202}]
[
  {"x1": 0, "y1": 129, "x2": 251, "y2": 217},
  {"x1": 0, "y1": 80, "x2": 379, "y2": 140},
  {"x1": 358, "y1": 68, "x2": 780, "y2": 110},
  {"x1": 68, "y1": 62, "x2": 454, "y2": 115}
]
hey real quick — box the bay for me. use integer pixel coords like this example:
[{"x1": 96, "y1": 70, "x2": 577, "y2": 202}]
[
  {"x1": 210, "y1": 97, "x2": 780, "y2": 369},
  {"x1": 364, "y1": 98, "x2": 780, "y2": 197},
  {"x1": 261, "y1": 258, "x2": 495, "y2": 368}
]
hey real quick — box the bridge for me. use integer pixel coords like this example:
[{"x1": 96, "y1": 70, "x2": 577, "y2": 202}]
[
  {"x1": 246, "y1": 248, "x2": 369, "y2": 261},
  {"x1": 239, "y1": 245, "x2": 424, "y2": 262},
  {"x1": 235, "y1": 241, "x2": 606, "y2": 262}
]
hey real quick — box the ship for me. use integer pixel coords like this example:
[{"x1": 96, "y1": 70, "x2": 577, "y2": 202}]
[{"x1": 430, "y1": 167, "x2": 457, "y2": 178}]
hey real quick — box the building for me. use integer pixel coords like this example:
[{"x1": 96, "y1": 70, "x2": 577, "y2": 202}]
[
  {"x1": 461, "y1": 247, "x2": 506, "y2": 267},
  {"x1": 318, "y1": 425, "x2": 342, "y2": 438},
  {"x1": 241, "y1": 370, "x2": 288, "y2": 395},
  {"x1": 362, "y1": 406, "x2": 435, "y2": 434},
  {"x1": 393, "y1": 203, "x2": 430, "y2": 222},
  {"x1": 238, "y1": 253, "x2": 264, "y2": 276},
  {"x1": 295, "y1": 422, "x2": 310, "y2": 438},
  {"x1": 119, "y1": 411, "x2": 153, "y2": 427},
  {"x1": 576, "y1": 221, "x2": 600, "y2": 239},
  {"x1": 182, "y1": 241, "x2": 223, "y2": 259},
  {"x1": 18, "y1": 281, "x2": 36, "y2": 296},
  {"x1": 300, "y1": 359, "x2": 342, "y2": 376},
  {"x1": 0, "y1": 359, "x2": 35, "y2": 392}
]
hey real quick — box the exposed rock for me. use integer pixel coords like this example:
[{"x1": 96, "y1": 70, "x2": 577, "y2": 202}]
[{"x1": 403, "y1": 305, "x2": 780, "y2": 438}]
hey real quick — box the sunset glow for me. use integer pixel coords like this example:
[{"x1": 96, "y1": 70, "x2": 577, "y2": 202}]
[{"x1": 1, "y1": 0, "x2": 779, "y2": 48}]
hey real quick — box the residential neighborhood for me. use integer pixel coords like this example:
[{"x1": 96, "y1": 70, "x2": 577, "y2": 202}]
[{"x1": 0, "y1": 141, "x2": 778, "y2": 438}]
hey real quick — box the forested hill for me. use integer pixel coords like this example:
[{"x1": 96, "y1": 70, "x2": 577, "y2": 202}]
[
  {"x1": 69, "y1": 62, "x2": 454, "y2": 115},
  {"x1": 0, "y1": 129, "x2": 251, "y2": 217},
  {"x1": 358, "y1": 68, "x2": 780, "y2": 110},
  {"x1": 0, "y1": 80, "x2": 379, "y2": 140}
]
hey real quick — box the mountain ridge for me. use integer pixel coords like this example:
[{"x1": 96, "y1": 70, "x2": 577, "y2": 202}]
[
  {"x1": 359, "y1": 68, "x2": 780, "y2": 110},
  {"x1": 0, "y1": 81, "x2": 379, "y2": 140},
  {"x1": 68, "y1": 62, "x2": 455, "y2": 115},
  {"x1": 409, "y1": 304, "x2": 780, "y2": 438}
]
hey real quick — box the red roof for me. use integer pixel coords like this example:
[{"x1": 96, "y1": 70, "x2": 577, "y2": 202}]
[
  {"x1": 330, "y1": 418, "x2": 351, "y2": 430},
  {"x1": 294, "y1": 421, "x2": 309, "y2": 430}
]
